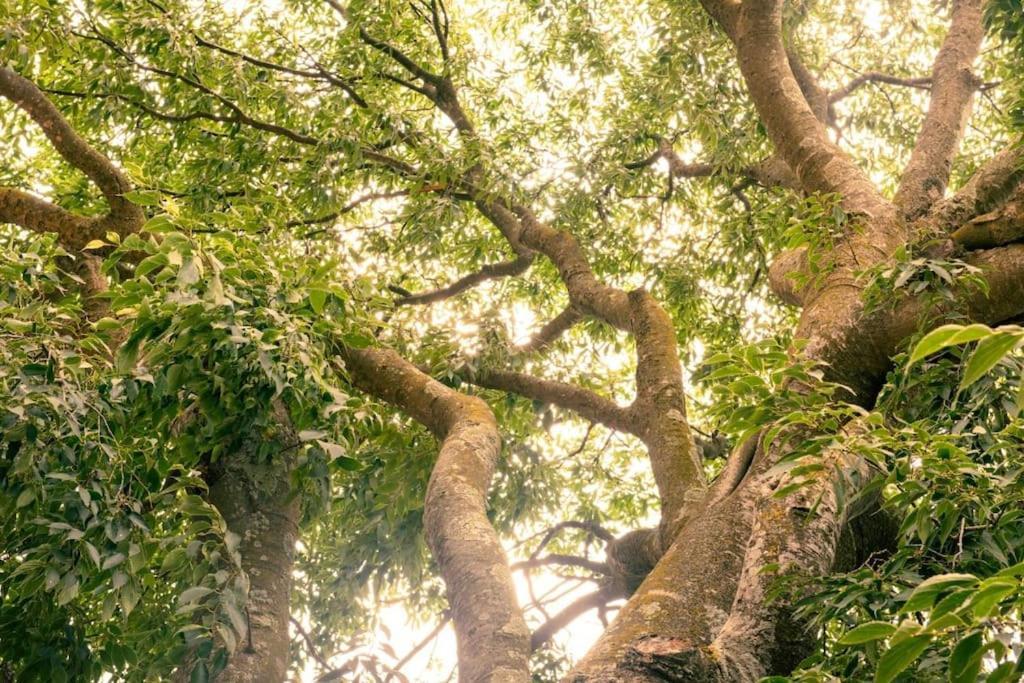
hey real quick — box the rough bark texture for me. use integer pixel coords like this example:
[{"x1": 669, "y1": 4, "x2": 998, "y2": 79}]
[
  {"x1": 344, "y1": 347, "x2": 531, "y2": 682},
  {"x1": 894, "y1": 0, "x2": 985, "y2": 219},
  {"x1": 204, "y1": 411, "x2": 300, "y2": 683}
]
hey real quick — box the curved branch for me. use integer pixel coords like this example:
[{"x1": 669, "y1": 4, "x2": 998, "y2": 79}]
[
  {"x1": 513, "y1": 305, "x2": 582, "y2": 354},
  {"x1": 530, "y1": 585, "x2": 623, "y2": 652},
  {"x1": 700, "y1": 0, "x2": 891, "y2": 218},
  {"x1": 0, "y1": 66, "x2": 143, "y2": 246},
  {"x1": 895, "y1": 0, "x2": 985, "y2": 219},
  {"x1": 394, "y1": 253, "x2": 534, "y2": 305},
  {"x1": 829, "y1": 72, "x2": 932, "y2": 103},
  {"x1": 950, "y1": 184, "x2": 1024, "y2": 249},
  {"x1": 512, "y1": 554, "x2": 610, "y2": 575},
  {"x1": 464, "y1": 367, "x2": 635, "y2": 434},
  {"x1": 342, "y1": 346, "x2": 530, "y2": 681}
]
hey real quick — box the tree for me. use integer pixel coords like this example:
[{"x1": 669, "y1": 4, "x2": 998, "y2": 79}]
[{"x1": 2, "y1": 0, "x2": 1024, "y2": 680}]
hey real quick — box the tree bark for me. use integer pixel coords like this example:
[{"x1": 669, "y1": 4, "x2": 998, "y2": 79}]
[{"x1": 203, "y1": 410, "x2": 300, "y2": 682}]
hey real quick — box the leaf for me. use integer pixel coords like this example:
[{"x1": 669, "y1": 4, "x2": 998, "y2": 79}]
[
  {"x1": 56, "y1": 575, "x2": 79, "y2": 606},
  {"x1": 102, "y1": 553, "x2": 126, "y2": 570},
  {"x1": 900, "y1": 573, "x2": 979, "y2": 613},
  {"x1": 178, "y1": 586, "x2": 215, "y2": 605},
  {"x1": 160, "y1": 548, "x2": 189, "y2": 573},
  {"x1": 124, "y1": 189, "x2": 162, "y2": 206},
  {"x1": 308, "y1": 288, "x2": 328, "y2": 315},
  {"x1": 120, "y1": 581, "x2": 141, "y2": 616},
  {"x1": 142, "y1": 213, "x2": 174, "y2": 232},
  {"x1": 223, "y1": 600, "x2": 248, "y2": 640},
  {"x1": 874, "y1": 634, "x2": 932, "y2": 683},
  {"x1": 332, "y1": 455, "x2": 361, "y2": 471},
  {"x1": 969, "y1": 577, "x2": 1017, "y2": 617},
  {"x1": 838, "y1": 621, "x2": 896, "y2": 645},
  {"x1": 15, "y1": 488, "x2": 34, "y2": 508},
  {"x1": 960, "y1": 332, "x2": 1023, "y2": 389},
  {"x1": 316, "y1": 439, "x2": 346, "y2": 460},
  {"x1": 82, "y1": 239, "x2": 108, "y2": 251},
  {"x1": 949, "y1": 632, "x2": 984, "y2": 683},
  {"x1": 909, "y1": 324, "x2": 993, "y2": 364}
]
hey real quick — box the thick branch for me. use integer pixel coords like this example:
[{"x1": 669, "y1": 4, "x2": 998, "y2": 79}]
[
  {"x1": 464, "y1": 367, "x2": 635, "y2": 433},
  {"x1": 895, "y1": 0, "x2": 985, "y2": 218},
  {"x1": 0, "y1": 67, "x2": 143, "y2": 246},
  {"x1": 341, "y1": 346, "x2": 530, "y2": 681},
  {"x1": 950, "y1": 184, "x2": 1024, "y2": 249},
  {"x1": 701, "y1": 0, "x2": 891, "y2": 218},
  {"x1": 928, "y1": 145, "x2": 1024, "y2": 234}
]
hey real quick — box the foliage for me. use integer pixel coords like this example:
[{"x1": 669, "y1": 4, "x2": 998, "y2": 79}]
[{"x1": 1, "y1": 0, "x2": 1023, "y2": 680}]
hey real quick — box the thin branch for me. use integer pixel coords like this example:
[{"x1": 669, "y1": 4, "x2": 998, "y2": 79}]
[
  {"x1": 513, "y1": 306, "x2": 582, "y2": 354},
  {"x1": 290, "y1": 617, "x2": 330, "y2": 669},
  {"x1": 512, "y1": 554, "x2": 610, "y2": 575},
  {"x1": 394, "y1": 253, "x2": 534, "y2": 305},
  {"x1": 390, "y1": 613, "x2": 451, "y2": 674},
  {"x1": 530, "y1": 586, "x2": 622, "y2": 652},
  {"x1": 829, "y1": 72, "x2": 933, "y2": 103}
]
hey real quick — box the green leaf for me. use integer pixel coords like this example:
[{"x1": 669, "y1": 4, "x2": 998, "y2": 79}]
[
  {"x1": 960, "y1": 332, "x2": 1023, "y2": 389},
  {"x1": 178, "y1": 586, "x2": 215, "y2": 606},
  {"x1": 949, "y1": 632, "x2": 984, "y2": 683},
  {"x1": 142, "y1": 213, "x2": 175, "y2": 232},
  {"x1": 874, "y1": 634, "x2": 932, "y2": 683},
  {"x1": 901, "y1": 573, "x2": 979, "y2": 614},
  {"x1": 56, "y1": 575, "x2": 79, "y2": 606},
  {"x1": 82, "y1": 239, "x2": 108, "y2": 251},
  {"x1": 909, "y1": 324, "x2": 992, "y2": 364},
  {"x1": 308, "y1": 288, "x2": 328, "y2": 315},
  {"x1": 838, "y1": 621, "x2": 896, "y2": 645},
  {"x1": 15, "y1": 488, "x2": 34, "y2": 508},
  {"x1": 124, "y1": 189, "x2": 162, "y2": 206},
  {"x1": 970, "y1": 577, "x2": 1017, "y2": 617}
]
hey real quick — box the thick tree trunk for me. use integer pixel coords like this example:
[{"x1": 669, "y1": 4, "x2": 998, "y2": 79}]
[
  {"x1": 205, "y1": 441, "x2": 299, "y2": 682},
  {"x1": 173, "y1": 405, "x2": 300, "y2": 683}
]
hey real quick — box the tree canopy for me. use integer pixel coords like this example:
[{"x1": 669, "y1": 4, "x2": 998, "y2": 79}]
[{"x1": 2, "y1": 0, "x2": 1024, "y2": 681}]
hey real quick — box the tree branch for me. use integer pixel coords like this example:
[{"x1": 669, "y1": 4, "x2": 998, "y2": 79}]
[
  {"x1": 530, "y1": 585, "x2": 623, "y2": 652},
  {"x1": 895, "y1": 0, "x2": 985, "y2": 219},
  {"x1": 699, "y1": 0, "x2": 891, "y2": 218},
  {"x1": 513, "y1": 306, "x2": 582, "y2": 354},
  {"x1": 463, "y1": 367, "x2": 635, "y2": 433},
  {"x1": 949, "y1": 184, "x2": 1024, "y2": 249},
  {"x1": 394, "y1": 253, "x2": 534, "y2": 305},
  {"x1": 829, "y1": 72, "x2": 933, "y2": 103},
  {"x1": 341, "y1": 345, "x2": 530, "y2": 681},
  {"x1": 927, "y1": 145, "x2": 1024, "y2": 234},
  {"x1": 0, "y1": 66, "x2": 143, "y2": 245},
  {"x1": 512, "y1": 554, "x2": 610, "y2": 575}
]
